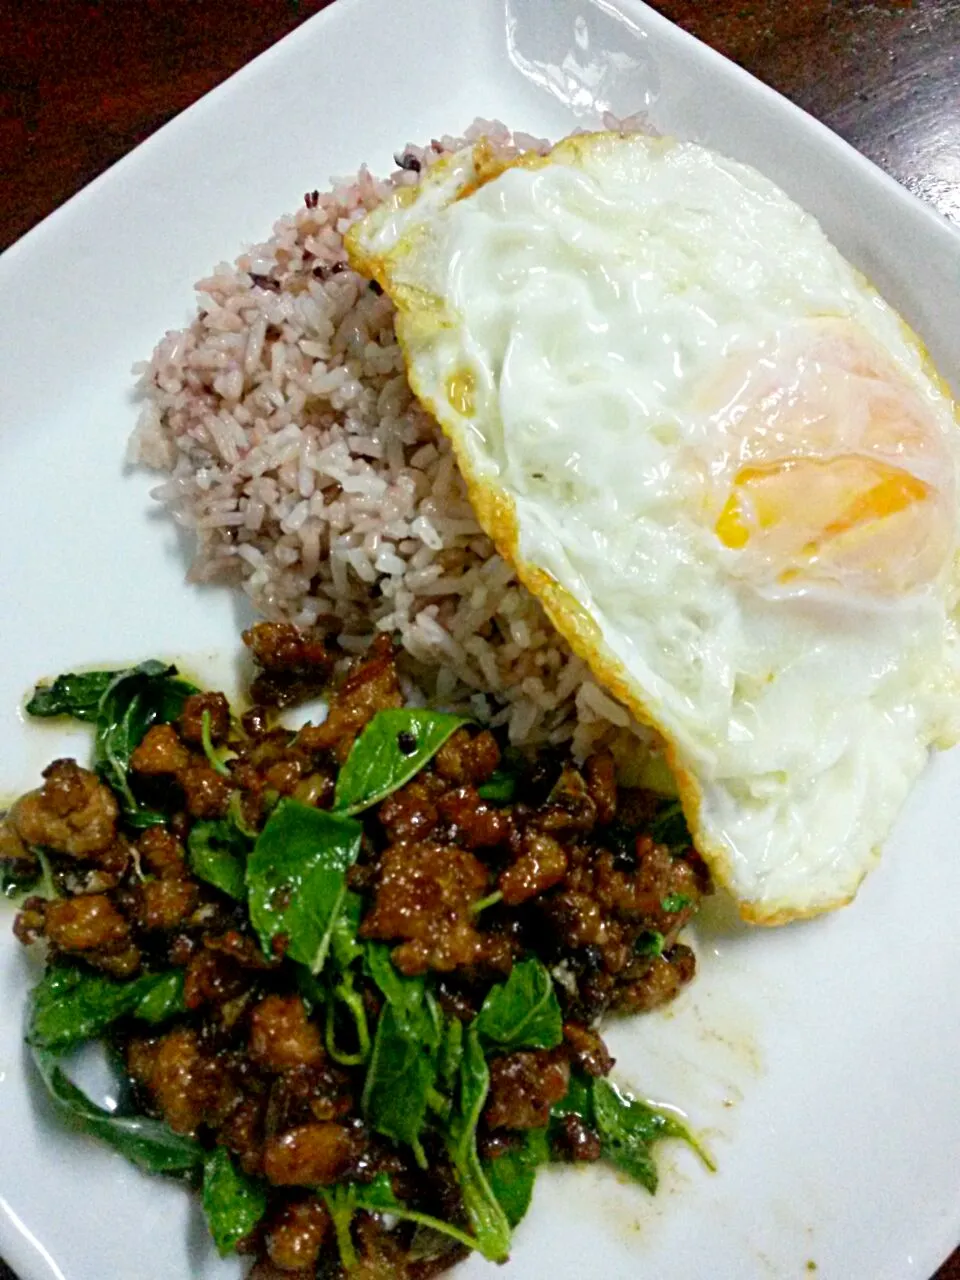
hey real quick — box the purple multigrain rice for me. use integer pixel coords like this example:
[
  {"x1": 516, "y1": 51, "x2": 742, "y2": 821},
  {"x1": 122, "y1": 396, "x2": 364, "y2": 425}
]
[{"x1": 129, "y1": 120, "x2": 651, "y2": 761}]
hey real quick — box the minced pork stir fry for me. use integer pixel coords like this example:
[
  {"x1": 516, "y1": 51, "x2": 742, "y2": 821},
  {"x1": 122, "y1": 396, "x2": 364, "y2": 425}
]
[{"x1": 1, "y1": 624, "x2": 712, "y2": 1278}]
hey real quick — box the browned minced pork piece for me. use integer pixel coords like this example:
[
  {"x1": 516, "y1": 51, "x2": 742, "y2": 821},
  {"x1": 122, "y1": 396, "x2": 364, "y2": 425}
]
[
  {"x1": 126, "y1": 1036, "x2": 161, "y2": 1084},
  {"x1": 437, "y1": 785, "x2": 509, "y2": 850},
  {"x1": 265, "y1": 1062, "x2": 355, "y2": 1132},
  {"x1": 248, "y1": 1264, "x2": 311, "y2": 1280},
  {"x1": 485, "y1": 1049, "x2": 571, "y2": 1130},
  {"x1": 241, "y1": 706, "x2": 272, "y2": 739},
  {"x1": 128, "y1": 1027, "x2": 239, "y2": 1135},
  {"x1": 243, "y1": 621, "x2": 333, "y2": 672},
  {"x1": 230, "y1": 732, "x2": 324, "y2": 806},
  {"x1": 219, "y1": 1095, "x2": 267, "y2": 1177},
  {"x1": 614, "y1": 945, "x2": 697, "y2": 1015},
  {"x1": 179, "y1": 691, "x2": 231, "y2": 745},
  {"x1": 242, "y1": 622, "x2": 335, "y2": 708},
  {"x1": 12, "y1": 896, "x2": 46, "y2": 946},
  {"x1": 179, "y1": 761, "x2": 233, "y2": 819},
  {"x1": 291, "y1": 770, "x2": 335, "y2": 809},
  {"x1": 265, "y1": 1197, "x2": 331, "y2": 1273},
  {"x1": 433, "y1": 728, "x2": 500, "y2": 786},
  {"x1": 0, "y1": 817, "x2": 39, "y2": 880},
  {"x1": 349, "y1": 1216, "x2": 419, "y2": 1280},
  {"x1": 347, "y1": 1214, "x2": 470, "y2": 1280},
  {"x1": 167, "y1": 933, "x2": 197, "y2": 968},
  {"x1": 44, "y1": 893, "x2": 131, "y2": 953},
  {"x1": 499, "y1": 830, "x2": 568, "y2": 906},
  {"x1": 632, "y1": 833, "x2": 703, "y2": 901},
  {"x1": 132, "y1": 877, "x2": 200, "y2": 933},
  {"x1": 183, "y1": 950, "x2": 249, "y2": 1010},
  {"x1": 583, "y1": 838, "x2": 705, "y2": 936},
  {"x1": 584, "y1": 751, "x2": 618, "y2": 826},
  {"x1": 377, "y1": 776, "x2": 442, "y2": 842},
  {"x1": 553, "y1": 1113, "x2": 603, "y2": 1163},
  {"x1": 262, "y1": 757, "x2": 307, "y2": 796},
  {"x1": 360, "y1": 839, "x2": 493, "y2": 976},
  {"x1": 263, "y1": 1122, "x2": 359, "y2": 1186},
  {"x1": 534, "y1": 830, "x2": 707, "y2": 1017},
  {"x1": 137, "y1": 826, "x2": 187, "y2": 879},
  {"x1": 477, "y1": 1131, "x2": 515, "y2": 1163},
  {"x1": 204, "y1": 928, "x2": 279, "y2": 969},
  {"x1": 249, "y1": 995, "x2": 324, "y2": 1072},
  {"x1": 534, "y1": 763, "x2": 597, "y2": 836},
  {"x1": 129, "y1": 724, "x2": 191, "y2": 775},
  {"x1": 58, "y1": 847, "x2": 129, "y2": 896},
  {"x1": 563, "y1": 1022, "x2": 615, "y2": 1078},
  {"x1": 432, "y1": 981, "x2": 478, "y2": 1026},
  {"x1": 539, "y1": 890, "x2": 604, "y2": 949},
  {"x1": 297, "y1": 634, "x2": 401, "y2": 762},
  {"x1": 231, "y1": 728, "x2": 295, "y2": 774},
  {"x1": 12, "y1": 759, "x2": 118, "y2": 858},
  {"x1": 347, "y1": 1213, "x2": 471, "y2": 1280}
]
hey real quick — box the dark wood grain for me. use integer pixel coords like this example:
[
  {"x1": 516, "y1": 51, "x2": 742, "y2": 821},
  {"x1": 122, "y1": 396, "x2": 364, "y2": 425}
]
[
  {"x1": 0, "y1": 0, "x2": 333, "y2": 250},
  {"x1": 657, "y1": 0, "x2": 960, "y2": 223},
  {"x1": 1, "y1": 2, "x2": 958, "y2": 1278}
]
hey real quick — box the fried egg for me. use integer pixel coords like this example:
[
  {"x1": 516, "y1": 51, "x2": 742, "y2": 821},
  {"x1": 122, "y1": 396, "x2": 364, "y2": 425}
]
[{"x1": 347, "y1": 131, "x2": 960, "y2": 923}]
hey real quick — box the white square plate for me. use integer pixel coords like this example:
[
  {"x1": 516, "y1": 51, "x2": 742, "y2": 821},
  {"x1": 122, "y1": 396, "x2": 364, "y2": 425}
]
[{"x1": 2, "y1": 2, "x2": 959, "y2": 1278}]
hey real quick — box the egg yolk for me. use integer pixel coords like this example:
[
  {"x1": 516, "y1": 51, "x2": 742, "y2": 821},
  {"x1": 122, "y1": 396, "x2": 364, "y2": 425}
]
[{"x1": 705, "y1": 321, "x2": 954, "y2": 597}]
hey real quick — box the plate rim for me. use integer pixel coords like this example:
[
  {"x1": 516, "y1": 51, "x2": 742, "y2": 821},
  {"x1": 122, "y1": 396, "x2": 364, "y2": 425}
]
[{"x1": 1, "y1": 2, "x2": 959, "y2": 1279}]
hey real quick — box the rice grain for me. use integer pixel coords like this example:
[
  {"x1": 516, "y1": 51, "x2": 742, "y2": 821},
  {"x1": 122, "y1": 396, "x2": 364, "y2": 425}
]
[{"x1": 130, "y1": 122, "x2": 654, "y2": 759}]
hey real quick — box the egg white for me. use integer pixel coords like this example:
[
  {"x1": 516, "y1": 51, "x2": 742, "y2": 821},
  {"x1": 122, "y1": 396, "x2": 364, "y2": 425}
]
[{"x1": 347, "y1": 131, "x2": 960, "y2": 923}]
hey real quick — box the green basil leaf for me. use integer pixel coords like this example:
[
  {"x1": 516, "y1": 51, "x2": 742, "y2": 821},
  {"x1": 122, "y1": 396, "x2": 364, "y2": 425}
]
[
  {"x1": 322, "y1": 1174, "x2": 486, "y2": 1272},
  {"x1": 547, "y1": 1069, "x2": 716, "y2": 1198},
  {"x1": 349, "y1": 1171, "x2": 404, "y2": 1212},
  {"x1": 330, "y1": 891, "x2": 364, "y2": 970},
  {"x1": 25, "y1": 670, "x2": 119, "y2": 722},
  {"x1": 648, "y1": 800, "x2": 691, "y2": 849},
  {"x1": 333, "y1": 708, "x2": 469, "y2": 815},
  {"x1": 634, "y1": 929, "x2": 665, "y2": 958},
  {"x1": 352, "y1": 1173, "x2": 485, "y2": 1256},
  {"x1": 445, "y1": 1026, "x2": 512, "y2": 1263},
  {"x1": 475, "y1": 959, "x2": 563, "y2": 1051},
  {"x1": 550, "y1": 1070, "x2": 596, "y2": 1128},
  {"x1": 592, "y1": 1078, "x2": 713, "y2": 1193},
  {"x1": 187, "y1": 819, "x2": 251, "y2": 900},
  {"x1": 320, "y1": 1184, "x2": 361, "y2": 1271},
  {"x1": 29, "y1": 966, "x2": 184, "y2": 1052},
  {"x1": 660, "y1": 893, "x2": 692, "y2": 913},
  {"x1": 324, "y1": 967, "x2": 372, "y2": 1067},
  {"x1": 29, "y1": 967, "x2": 133, "y2": 1051},
  {"x1": 200, "y1": 709, "x2": 233, "y2": 778},
  {"x1": 93, "y1": 661, "x2": 198, "y2": 828},
  {"x1": 363, "y1": 940, "x2": 420, "y2": 1011},
  {"x1": 133, "y1": 970, "x2": 186, "y2": 1025},
  {"x1": 362, "y1": 944, "x2": 443, "y2": 1166},
  {"x1": 246, "y1": 799, "x2": 362, "y2": 972},
  {"x1": 294, "y1": 966, "x2": 326, "y2": 1014},
  {"x1": 593, "y1": 1078, "x2": 660, "y2": 1192},
  {"x1": 363, "y1": 997, "x2": 442, "y2": 1161},
  {"x1": 484, "y1": 1127, "x2": 550, "y2": 1228},
  {"x1": 31, "y1": 1047, "x2": 201, "y2": 1176},
  {"x1": 202, "y1": 1146, "x2": 267, "y2": 1255},
  {"x1": 476, "y1": 770, "x2": 517, "y2": 805},
  {"x1": 228, "y1": 790, "x2": 260, "y2": 839},
  {"x1": 437, "y1": 1017, "x2": 464, "y2": 1094}
]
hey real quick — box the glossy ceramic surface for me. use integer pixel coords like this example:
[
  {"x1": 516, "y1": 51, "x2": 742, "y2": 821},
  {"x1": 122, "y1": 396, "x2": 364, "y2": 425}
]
[{"x1": 1, "y1": 2, "x2": 959, "y2": 1277}]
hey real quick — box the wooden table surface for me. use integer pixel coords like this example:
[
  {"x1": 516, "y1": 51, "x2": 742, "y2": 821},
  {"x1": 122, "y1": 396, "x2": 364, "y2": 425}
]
[{"x1": 1, "y1": 0, "x2": 958, "y2": 1276}]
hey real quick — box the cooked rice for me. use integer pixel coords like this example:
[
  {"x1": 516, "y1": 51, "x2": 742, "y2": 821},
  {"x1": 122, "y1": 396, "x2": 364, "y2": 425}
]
[{"x1": 129, "y1": 118, "x2": 652, "y2": 760}]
